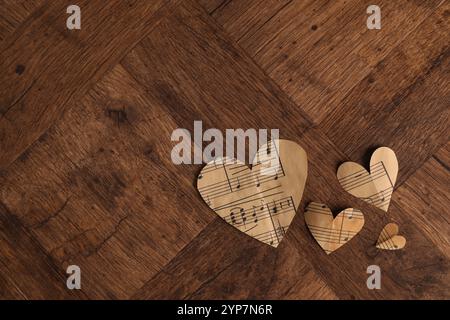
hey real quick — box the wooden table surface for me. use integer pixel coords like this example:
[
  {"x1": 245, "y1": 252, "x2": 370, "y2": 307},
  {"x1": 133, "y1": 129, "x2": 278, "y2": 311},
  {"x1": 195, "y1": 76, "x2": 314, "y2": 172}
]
[{"x1": 0, "y1": 0, "x2": 449, "y2": 299}]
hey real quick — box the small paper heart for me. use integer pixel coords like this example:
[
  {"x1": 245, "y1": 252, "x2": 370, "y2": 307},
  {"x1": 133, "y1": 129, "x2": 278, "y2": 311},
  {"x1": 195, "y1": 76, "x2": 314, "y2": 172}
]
[
  {"x1": 304, "y1": 202, "x2": 365, "y2": 254},
  {"x1": 376, "y1": 223, "x2": 406, "y2": 250},
  {"x1": 337, "y1": 147, "x2": 398, "y2": 212},
  {"x1": 197, "y1": 139, "x2": 308, "y2": 247}
]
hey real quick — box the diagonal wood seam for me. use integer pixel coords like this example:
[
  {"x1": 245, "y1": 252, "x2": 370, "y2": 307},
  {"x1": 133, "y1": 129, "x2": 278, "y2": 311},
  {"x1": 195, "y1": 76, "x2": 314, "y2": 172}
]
[
  {"x1": 130, "y1": 0, "x2": 449, "y2": 298},
  {"x1": 234, "y1": 0, "x2": 295, "y2": 45},
  {"x1": 0, "y1": 0, "x2": 181, "y2": 172},
  {"x1": 126, "y1": 0, "x2": 328, "y2": 298},
  {"x1": 0, "y1": 0, "x2": 447, "y2": 298},
  {"x1": 0, "y1": 259, "x2": 28, "y2": 299},
  {"x1": 0, "y1": 0, "x2": 434, "y2": 298},
  {"x1": 123, "y1": 1, "x2": 450, "y2": 299},
  {"x1": 0, "y1": 200, "x2": 89, "y2": 299},
  {"x1": 0, "y1": 1, "x2": 49, "y2": 51},
  {"x1": 205, "y1": 0, "x2": 448, "y2": 173},
  {"x1": 193, "y1": 0, "x2": 450, "y2": 190}
]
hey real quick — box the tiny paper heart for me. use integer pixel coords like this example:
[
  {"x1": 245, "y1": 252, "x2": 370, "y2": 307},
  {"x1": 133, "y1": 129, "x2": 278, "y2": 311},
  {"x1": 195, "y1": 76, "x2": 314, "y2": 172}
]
[
  {"x1": 197, "y1": 139, "x2": 307, "y2": 247},
  {"x1": 337, "y1": 147, "x2": 398, "y2": 212},
  {"x1": 376, "y1": 223, "x2": 406, "y2": 250},
  {"x1": 304, "y1": 202, "x2": 365, "y2": 254}
]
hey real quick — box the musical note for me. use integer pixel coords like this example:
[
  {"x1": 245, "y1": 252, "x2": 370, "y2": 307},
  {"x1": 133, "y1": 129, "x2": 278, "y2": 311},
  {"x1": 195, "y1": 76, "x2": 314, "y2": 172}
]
[
  {"x1": 197, "y1": 140, "x2": 307, "y2": 247},
  {"x1": 240, "y1": 208, "x2": 246, "y2": 226},
  {"x1": 252, "y1": 206, "x2": 258, "y2": 223},
  {"x1": 337, "y1": 147, "x2": 398, "y2": 212},
  {"x1": 271, "y1": 201, "x2": 277, "y2": 214}
]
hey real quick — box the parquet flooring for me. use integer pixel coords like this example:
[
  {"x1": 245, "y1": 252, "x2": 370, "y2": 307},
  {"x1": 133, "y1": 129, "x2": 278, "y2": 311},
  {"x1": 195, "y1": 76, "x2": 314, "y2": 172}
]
[{"x1": 0, "y1": 0, "x2": 449, "y2": 299}]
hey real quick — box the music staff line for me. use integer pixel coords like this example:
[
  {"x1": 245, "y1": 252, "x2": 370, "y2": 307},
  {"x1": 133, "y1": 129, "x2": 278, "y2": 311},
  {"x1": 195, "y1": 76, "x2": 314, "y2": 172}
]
[
  {"x1": 377, "y1": 228, "x2": 398, "y2": 249},
  {"x1": 198, "y1": 161, "x2": 283, "y2": 192},
  {"x1": 199, "y1": 140, "x2": 282, "y2": 175},
  {"x1": 340, "y1": 162, "x2": 393, "y2": 191},
  {"x1": 225, "y1": 196, "x2": 295, "y2": 226},
  {"x1": 339, "y1": 161, "x2": 386, "y2": 182},
  {"x1": 306, "y1": 205, "x2": 364, "y2": 220},
  {"x1": 254, "y1": 225, "x2": 288, "y2": 246},
  {"x1": 362, "y1": 186, "x2": 393, "y2": 208},
  {"x1": 307, "y1": 224, "x2": 359, "y2": 244},
  {"x1": 199, "y1": 170, "x2": 283, "y2": 202},
  {"x1": 200, "y1": 153, "x2": 281, "y2": 176},
  {"x1": 211, "y1": 187, "x2": 285, "y2": 212},
  {"x1": 198, "y1": 157, "x2": 284, "y2": 198}
]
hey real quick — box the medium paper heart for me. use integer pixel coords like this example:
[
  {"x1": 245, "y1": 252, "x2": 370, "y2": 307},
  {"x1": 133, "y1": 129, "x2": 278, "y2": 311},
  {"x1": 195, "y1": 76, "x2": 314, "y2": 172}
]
[
  {"x1": 304, "y1": 202, "x2": 365, "y2": 254},
  {"x1": 376, "y1": 223, "x2": 406, "y2": 250},
  {"x1": 337, "y1": 147, "x2": 398, "y2": 212},
  {"x1": 197, "y1": 139, "x2": 307, "y2": 247}
]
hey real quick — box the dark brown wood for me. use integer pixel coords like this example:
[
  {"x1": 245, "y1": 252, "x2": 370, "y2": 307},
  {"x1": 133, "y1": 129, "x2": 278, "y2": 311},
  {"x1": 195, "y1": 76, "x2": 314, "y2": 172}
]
[
  {"x1": 0, "y1": 0, "x2": 448, "y2": 299},
  {"x1": 321, "y1": 3, "x2": 450, "y2": 185},
  {"x1": 0, "y1": 202, "x2": 87, "y2": 299},
  {"x1": 0, "y1": 0, "x2": 45, "y2": 42},
  {"x1": 207, "y1": 0, "x2": 443, "y2": 122},
  {"x1": 0, "y1": 0, "x2": 171, "y2": 170},
  {"x1": 393, "y1": 142, "x2": 450, "y2": 259}
]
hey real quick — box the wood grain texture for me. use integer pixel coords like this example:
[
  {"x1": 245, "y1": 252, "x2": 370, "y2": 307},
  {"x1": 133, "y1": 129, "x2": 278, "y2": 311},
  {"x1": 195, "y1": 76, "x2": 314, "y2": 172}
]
[
  {"x1": 0, "y1": 0, "x2": 171, "y2": 170},
  {"x1": 321, "y1": 2, "x2": 450, "y2": 185},
  {"x1": 0, "y1": 0, "x2": 448, "y2": 299},
  {"x1": 0, "y1": 202, "x2": 86, "y2": 299},
  {"x1": 392, "y1": 142, "x2": 450, "y2": 259},
  {"x1": 207, "y1": 0, "x2": 443, "y2": 122},
  {"x1": 0, "y1": 0, "x2": 45, "y2": 42}
]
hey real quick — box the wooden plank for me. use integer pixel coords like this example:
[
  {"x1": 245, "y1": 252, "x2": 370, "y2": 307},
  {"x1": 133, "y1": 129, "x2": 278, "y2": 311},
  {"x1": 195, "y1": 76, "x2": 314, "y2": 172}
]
[
  {"x1": 0, "y1": 0, "x2": 171, "y2": 170},
  {"x1": 0, "y1": 202, "x2": 86, "y2": 299},
  {"x1": 133, "y1": 218, "x2": 338, "y2": 299},
  {"x1": 0, "y1": 64, "x2": 213, "y2": 299},
  {"x1": 321, "y1": 3, "x2": 450, "y2": 185},
  {"x1": 197, "y1": 0, "x2": 226, "y2": 14},
  {"x1": 210, "y1": 0, "x2": 292, "y2": 43},
  {"x1": 0, "y1": 0, "x2": 313, "y2": 299},
  {"x1": 392, "y1": 142, "x2": 450, "y2": 259},
  {"x1": 433, "y1": 141, "x2": 450, "y2": 167},
  {"x1": 375, "y1": 201, "x2": 450, "y2": 299},
  {"x1": 136, "y1": 124, "x2": 449, "y2": 299},
  {"x1": 0, "y1": 0, "x2": 447, "y2": 300},
  {"x1": 120, "y1": 2, "x2": 313, "y2": 136},
  {"x1": 0, "y1": 271, "x2": 28, "y2": 299},
  {"x1": 210, "y1": 0, "x2": 442, "y2": 123},
  {"x1": 0, "y1": 0, "x2": 44, "y2": 42},
  {"x1": 287, "y1": 127, "x2": 449, "y2": 299}
]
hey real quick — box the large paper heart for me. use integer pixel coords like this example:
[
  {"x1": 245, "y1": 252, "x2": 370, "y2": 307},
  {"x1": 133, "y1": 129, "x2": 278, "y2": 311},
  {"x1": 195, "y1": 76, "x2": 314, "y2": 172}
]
[
  {"x1": 304, "y1": 202, "x2": 365, "y2": 254},
  {"x1": 337, "y1": 147, "x2": 398, "y2": 212},
  {"x1": 197, "y1": 139, "x2": 307, "y2": 247},
  {"x1": 376, "y1": 223, "x2": 406, "y2": 250}
]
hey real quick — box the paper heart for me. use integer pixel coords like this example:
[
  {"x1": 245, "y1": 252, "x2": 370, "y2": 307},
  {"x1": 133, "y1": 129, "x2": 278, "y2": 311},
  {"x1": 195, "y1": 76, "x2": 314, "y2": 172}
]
[
  {"x1": 197, "y1": 139, "x2": 307, "y2": 247},
  {"x1": 376, "y1": 223, "x2": 406, "y2": 250},
  {"x1": 337, "y1": 147, "x2": 398, "y2": 212},
  {"x1": 304, "y1": 202, "x2": 365, "y2": 254}
]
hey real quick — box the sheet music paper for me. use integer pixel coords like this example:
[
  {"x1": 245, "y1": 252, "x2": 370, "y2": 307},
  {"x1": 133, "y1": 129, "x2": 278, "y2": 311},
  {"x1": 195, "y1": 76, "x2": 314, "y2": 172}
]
[
  {"x1": 197, "y1": 139, "x2": 307, "y2": 247},
  {"x1": 337, "y1": 147, "x2": 398, "y2": 212},
  {"x1": 304, "y1": 202, "x2": 365, "y2": 254},
  {"x1": 376, "y1": 223, "x2": 406, "y2": 250}
]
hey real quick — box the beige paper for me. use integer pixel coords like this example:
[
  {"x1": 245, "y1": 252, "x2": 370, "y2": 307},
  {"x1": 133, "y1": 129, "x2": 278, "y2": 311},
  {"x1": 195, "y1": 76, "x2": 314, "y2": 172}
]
[
  {"x1": 197, "y1": 139, "x2": 307, "y2": 247},
  {"x1": 304, "y1": 202, "x2": 365, "y2": 254},
  {"x1": 376, "y1": 223, "x2": 406, "y2": 250},
  {"x1": 337, "y1": 147, "x2": 398, "y2": 212}
]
